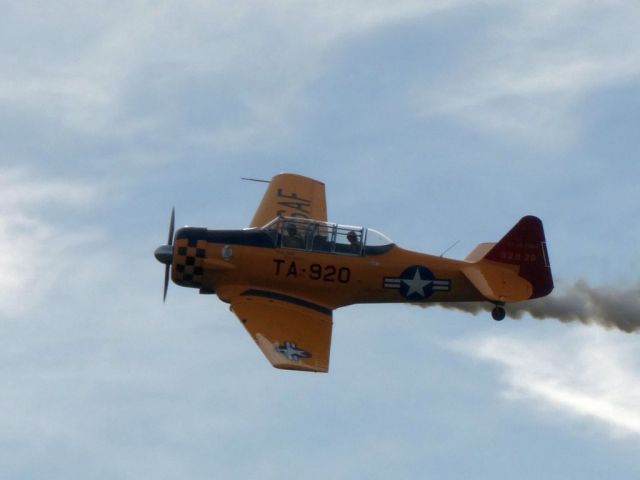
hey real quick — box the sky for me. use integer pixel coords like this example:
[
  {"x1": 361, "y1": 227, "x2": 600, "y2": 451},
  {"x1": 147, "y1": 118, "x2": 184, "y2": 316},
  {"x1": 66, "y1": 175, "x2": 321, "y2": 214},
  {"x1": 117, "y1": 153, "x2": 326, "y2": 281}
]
[{"x1": 2, "y1": 1, "x2": 640, "y2": 478}]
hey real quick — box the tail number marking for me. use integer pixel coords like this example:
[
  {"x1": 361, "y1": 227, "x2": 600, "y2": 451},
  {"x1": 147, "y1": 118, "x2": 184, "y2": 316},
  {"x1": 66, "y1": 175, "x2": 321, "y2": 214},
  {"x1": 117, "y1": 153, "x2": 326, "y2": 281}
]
[{"x1": 273, "y1": 259, "x2": 351, "y2": 283}]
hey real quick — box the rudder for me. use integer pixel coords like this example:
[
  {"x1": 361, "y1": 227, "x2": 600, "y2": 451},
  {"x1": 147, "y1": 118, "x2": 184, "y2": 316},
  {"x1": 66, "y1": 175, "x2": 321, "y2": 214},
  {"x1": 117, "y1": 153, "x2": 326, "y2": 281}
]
[{"x1": 484, "y1": 216, "x2": 553, "y2": 299}]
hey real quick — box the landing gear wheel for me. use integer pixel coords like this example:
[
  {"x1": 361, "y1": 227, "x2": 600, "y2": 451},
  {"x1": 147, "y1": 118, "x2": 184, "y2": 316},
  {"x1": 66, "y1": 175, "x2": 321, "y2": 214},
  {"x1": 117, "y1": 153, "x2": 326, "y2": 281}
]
[{"x1": 492, "y1": 306, "x2": 506, "y2": 321}]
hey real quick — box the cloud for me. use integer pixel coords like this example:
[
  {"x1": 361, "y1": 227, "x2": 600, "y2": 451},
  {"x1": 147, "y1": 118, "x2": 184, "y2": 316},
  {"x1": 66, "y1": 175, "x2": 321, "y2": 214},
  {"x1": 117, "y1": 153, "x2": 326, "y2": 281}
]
[
  {"x1": 0, "y1": 169, "x2": 96, "y2": 210},
  {"x1": 451, "y1": 329, "x2": 640, "y2": 437},
  {"x1": 1, "y1": 1, "x2": 465, "y2": 155},
  {"x1": 412, "y1": 0, "x2": 640, "y2": 145},
  {"x1": 0, "y1": 169, "x2": 102, "y2": 316},
  {"x1": 6, "y1": 1, "x2": 638, "y2": 156}
]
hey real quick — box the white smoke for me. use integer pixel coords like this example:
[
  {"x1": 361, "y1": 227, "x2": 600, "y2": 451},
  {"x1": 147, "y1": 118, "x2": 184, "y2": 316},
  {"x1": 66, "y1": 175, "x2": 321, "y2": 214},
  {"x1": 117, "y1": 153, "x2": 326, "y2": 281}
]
[{"x1": 423, "y1": 281, "x2": 640, "y2": 333}]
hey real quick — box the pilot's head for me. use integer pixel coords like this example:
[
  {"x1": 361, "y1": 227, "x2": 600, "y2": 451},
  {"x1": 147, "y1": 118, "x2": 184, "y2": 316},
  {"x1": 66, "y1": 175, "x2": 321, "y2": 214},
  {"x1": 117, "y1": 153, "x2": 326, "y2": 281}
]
[
  {"x1": 347, "y1": 230, "x2": 358, "y2": 244},
  {"x1": 286, "y1": 223, "x2": 297, "y2": 236}
]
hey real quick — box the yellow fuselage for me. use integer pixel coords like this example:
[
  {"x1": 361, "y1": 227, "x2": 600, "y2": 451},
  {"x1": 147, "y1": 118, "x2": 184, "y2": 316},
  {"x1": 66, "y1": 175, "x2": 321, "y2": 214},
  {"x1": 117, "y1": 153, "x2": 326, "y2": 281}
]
[{"x1": 171, "y1": 227, "x2": 484, "y2": 311}]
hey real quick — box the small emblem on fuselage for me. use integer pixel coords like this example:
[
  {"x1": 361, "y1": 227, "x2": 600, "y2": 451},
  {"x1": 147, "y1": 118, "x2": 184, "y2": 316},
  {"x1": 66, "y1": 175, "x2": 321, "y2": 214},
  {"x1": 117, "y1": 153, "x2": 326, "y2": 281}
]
[
  {"x1": 221, "y1": 244, "x2": 233, "y2": 260},
  {"x1": 275, "y1": 341, "x2": 311, "y2": 361},
  {"x1": 383, "y1": 265, "x2": 451, "y2": 300}
]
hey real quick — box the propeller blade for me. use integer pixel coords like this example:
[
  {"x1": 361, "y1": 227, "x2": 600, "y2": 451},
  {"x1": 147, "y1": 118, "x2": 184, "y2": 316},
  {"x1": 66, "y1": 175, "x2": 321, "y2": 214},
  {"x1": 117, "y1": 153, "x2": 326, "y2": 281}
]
[
  {"x1": 163, "y1": 264, "x2": 170, "y2": 303},
  {"x1": 158, "y1": 207, "x2": 175, "y2": 303},
  {"x1": 168, "y1": 207, "x2": 175, "y2": 245}
]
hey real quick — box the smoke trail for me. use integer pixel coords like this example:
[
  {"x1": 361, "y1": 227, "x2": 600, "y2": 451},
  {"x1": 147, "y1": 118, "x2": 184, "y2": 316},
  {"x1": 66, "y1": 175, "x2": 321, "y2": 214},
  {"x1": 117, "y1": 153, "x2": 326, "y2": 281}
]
[{"x1": 420, "y1": 281, "x2": 640, "y2": 333}]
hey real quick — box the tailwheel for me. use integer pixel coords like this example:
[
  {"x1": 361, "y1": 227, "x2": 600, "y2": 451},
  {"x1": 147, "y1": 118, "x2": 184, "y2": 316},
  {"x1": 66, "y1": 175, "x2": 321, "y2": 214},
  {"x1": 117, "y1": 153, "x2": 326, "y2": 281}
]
[{"x1": 492, "y1": 305, "x2": 506, "y2": 321}]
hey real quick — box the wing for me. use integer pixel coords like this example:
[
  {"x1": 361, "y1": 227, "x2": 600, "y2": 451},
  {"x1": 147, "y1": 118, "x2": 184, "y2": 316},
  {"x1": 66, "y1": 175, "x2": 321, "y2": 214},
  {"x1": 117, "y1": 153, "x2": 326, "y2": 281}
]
[
  {"x1": 249, "y1": 173, "x2": 327, "y2": 227},
  {"x1": 230, "y1": 290, "x2": 333, "y2": 372}
]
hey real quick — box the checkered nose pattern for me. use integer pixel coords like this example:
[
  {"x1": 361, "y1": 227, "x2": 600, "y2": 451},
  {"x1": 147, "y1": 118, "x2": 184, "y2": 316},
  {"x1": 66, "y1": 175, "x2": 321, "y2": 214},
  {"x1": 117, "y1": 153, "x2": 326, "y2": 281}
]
[{"x1": 172, "y1": 238, "x2": 207, "y2": 287}]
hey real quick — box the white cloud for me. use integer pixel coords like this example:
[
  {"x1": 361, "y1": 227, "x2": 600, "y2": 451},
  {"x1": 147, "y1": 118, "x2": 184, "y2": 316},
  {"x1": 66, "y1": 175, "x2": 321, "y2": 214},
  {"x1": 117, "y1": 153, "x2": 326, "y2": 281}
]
[
  {"x1": 413, "y1": 0, "x2": 640, "y2": 145},
  {"x1": 5, "y1": 1, "x2": 638, "y2": 152},
  {"x1": 0, "y1": 169, "x2": 102, "y2": 316},
  {"x1": 451, "y1": 329, "x2": 640, "y2": 437},
  {"x1": 0, "y1": 1, "x2": 464, "y2": 150},
  {"x1": 0, "y1": 169, "x2": 96, "y2": 210}
]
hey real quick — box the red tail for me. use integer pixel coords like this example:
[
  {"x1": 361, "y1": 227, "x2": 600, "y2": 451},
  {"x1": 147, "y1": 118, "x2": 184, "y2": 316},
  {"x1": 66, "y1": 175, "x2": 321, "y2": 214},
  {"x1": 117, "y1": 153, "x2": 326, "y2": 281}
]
[{"x1": 484, "y1": 216, "x2": 554, "y2": 299}]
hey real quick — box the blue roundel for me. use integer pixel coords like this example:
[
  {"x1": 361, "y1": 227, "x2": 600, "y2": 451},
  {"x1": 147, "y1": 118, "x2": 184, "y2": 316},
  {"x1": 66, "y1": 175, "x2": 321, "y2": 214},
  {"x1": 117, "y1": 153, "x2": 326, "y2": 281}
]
[{"x1": 398, "y1": 265, "x2": 436, "y2": 300}]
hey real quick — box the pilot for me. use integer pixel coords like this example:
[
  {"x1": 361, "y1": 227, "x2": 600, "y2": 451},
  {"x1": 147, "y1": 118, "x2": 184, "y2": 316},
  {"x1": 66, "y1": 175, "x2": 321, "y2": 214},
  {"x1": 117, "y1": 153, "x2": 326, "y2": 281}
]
[
  {"x1": 285, "y1": 223, "x2": 306, "y2": 249},
  {"x1": 347, "y1": 230, "x2": 361, "y2": 251}
]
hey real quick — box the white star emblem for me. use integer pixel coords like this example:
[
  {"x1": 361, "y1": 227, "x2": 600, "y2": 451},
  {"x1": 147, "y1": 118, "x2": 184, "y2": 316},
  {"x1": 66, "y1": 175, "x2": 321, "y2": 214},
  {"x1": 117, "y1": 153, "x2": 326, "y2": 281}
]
[{"x1": 402, "y1": 268, "x2": 432, "y2": 297}]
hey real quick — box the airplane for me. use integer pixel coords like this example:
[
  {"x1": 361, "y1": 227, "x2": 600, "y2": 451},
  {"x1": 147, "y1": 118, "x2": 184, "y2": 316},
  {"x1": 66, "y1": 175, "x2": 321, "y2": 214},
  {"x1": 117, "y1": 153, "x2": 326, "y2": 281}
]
[{"x1": 154, "y1": 173, "x2": 553, "y2": 373}]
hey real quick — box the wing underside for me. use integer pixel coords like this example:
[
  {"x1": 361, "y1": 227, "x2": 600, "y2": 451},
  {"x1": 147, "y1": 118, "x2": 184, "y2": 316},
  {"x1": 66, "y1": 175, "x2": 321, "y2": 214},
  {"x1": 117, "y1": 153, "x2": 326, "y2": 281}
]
[
  {"x1": 249, "y1": 173, "x2": 327, "y2": 227},
  {"x1": 230, "y1": 290, "x2": 333, "y2": 372}
]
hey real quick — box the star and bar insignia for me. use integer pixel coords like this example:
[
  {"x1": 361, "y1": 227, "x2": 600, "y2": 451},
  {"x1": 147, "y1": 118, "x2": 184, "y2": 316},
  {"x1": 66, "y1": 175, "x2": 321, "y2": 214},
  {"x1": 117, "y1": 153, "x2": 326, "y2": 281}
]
[
  {"x1": 275, "y1": 341, "x2": 312, "y2": 362},
  {"x1": 383, "y1": 265, "x2": 451, "y2": 300}
]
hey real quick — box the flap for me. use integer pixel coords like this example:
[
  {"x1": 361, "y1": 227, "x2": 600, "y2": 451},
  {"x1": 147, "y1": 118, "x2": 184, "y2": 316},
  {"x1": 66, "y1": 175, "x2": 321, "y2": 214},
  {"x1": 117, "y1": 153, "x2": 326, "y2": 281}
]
[
  {"x1": 230, "y1": 290, "x2": 333, "y2": 372},
  {"x1": 249, "y1": 173, "x2": 327, "y2": 227}
]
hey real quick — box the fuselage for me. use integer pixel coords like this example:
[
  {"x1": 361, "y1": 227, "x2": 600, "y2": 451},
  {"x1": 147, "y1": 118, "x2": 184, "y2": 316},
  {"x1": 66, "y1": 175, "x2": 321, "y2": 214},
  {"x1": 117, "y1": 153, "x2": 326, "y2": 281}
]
[{"x1": 171, "y1": 225, "x2": 485, "y2": 310}]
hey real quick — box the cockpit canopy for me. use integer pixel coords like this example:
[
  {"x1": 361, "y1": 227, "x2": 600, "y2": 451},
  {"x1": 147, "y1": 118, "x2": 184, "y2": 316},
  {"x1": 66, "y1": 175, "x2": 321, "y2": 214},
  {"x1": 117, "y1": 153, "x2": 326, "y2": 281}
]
[{"x1": 263, "y1": 216, "x2": 394, "y2": 256}]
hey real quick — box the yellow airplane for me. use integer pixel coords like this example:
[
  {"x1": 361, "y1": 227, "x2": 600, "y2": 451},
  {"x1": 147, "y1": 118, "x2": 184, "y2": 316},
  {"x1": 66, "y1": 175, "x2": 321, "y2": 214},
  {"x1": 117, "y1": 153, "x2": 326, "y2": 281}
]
[{"x1": 154, "y1": 173, "x2": 553, "y2": 372}]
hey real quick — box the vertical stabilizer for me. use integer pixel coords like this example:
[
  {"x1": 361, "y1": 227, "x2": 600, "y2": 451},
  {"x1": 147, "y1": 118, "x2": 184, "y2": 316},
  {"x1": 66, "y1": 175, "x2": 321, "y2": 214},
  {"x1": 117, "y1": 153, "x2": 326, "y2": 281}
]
[{"x1": 483, "y1": 216, "x2": 553, "y2": 299}]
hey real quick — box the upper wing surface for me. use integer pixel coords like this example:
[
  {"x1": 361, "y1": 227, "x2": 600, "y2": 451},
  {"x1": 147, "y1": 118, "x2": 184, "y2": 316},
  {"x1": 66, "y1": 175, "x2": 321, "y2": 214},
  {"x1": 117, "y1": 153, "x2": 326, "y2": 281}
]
[
  {"x1": 249, "y1": 173, "x2": 327, "y2": 227},
  {"x1": 230, "y1": 290, "x2": 333, "y2": 372}
]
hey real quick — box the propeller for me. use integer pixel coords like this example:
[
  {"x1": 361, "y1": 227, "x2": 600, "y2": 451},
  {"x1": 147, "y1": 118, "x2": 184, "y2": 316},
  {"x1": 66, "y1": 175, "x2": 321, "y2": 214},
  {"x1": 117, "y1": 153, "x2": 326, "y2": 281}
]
[{"x1": 154, "y1": 207, "x2": 175, "y2": 302}]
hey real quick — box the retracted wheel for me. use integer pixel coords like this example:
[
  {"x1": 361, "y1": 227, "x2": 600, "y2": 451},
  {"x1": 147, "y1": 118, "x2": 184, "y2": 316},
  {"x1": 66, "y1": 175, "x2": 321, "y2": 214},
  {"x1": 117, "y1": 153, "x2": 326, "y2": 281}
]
[{"x1": 492, "y1": 306, "x2": 506, "y2": 321}]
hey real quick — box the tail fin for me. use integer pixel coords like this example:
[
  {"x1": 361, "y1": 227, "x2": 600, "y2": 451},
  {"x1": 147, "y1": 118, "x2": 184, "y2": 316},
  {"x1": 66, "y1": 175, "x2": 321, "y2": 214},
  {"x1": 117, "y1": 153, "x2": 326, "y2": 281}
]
[{"x1": 484, "y1": 216, "x2": 553, "y2": 298}]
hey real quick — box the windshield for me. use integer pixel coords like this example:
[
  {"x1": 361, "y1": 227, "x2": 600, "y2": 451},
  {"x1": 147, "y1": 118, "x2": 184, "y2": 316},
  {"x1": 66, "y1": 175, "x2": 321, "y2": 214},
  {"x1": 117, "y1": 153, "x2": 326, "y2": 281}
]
[
  {"x1": 263, "y1": 217, "x2": 394, "y2": 255},
  {"x1": 364, "y1": 228, "x2": 393, "y2": 247}
]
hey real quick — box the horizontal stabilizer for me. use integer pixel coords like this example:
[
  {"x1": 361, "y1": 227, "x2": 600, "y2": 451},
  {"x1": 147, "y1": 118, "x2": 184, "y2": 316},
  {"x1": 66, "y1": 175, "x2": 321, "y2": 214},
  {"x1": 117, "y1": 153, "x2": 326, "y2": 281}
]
[
  {"x1": 465, "y1": 242, "x2": 496, "y2": 262},
  {"x1": 462, "y1": 264, "x2": 532, "y2": 302}
]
